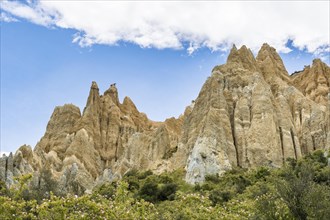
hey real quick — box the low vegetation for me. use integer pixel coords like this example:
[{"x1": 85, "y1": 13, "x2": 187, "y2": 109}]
[{"x1": 1, "y1": 150, "x2": 329, "y2": 219}]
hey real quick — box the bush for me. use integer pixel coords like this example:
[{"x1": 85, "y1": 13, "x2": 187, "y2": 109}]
[
  {"x1": 158, "y1": 183, "x2": 177, "y2": 201},
  {"x1": 205, "y1": 174, "x2": 220, "y2": 183},
  {"x1": 124, "y1": 169, "x2": 138, "y2": 177},
  {"x1": 209, "y1": 189, "x2": 232, "y2": 206},
  {"x1": 137, "y1": 181, "x2": 159, "y2": 203},
  {"x1": 93, "y1": 182, "x2": 116, "y2": 199},
  {"x1": 1, "y1": 150, "x2": 330, "y2": 219},
  {"x1": 235, "y1": 175, "x2": 251, "y2": 194},
  {"x1": 254, "y1": 167, "x2": 271, "y2": 180},
  {"x1": 138, "y1": 170, "x2": 153, "y2": 179},
  {"x1": 137, "y1": 177, "x2": 178, "y2": 203},
  {"x1": 315, "y1": 166, "x2": 330, "y2": 185},
  {"x1": 0, "y1": 180, "x2": 10, "y2": 197},
  {"x1": 274, "y1": 157, "x2": 330, "y2": 220},
  {"x1": 254, "y1": 192, "x2": 293, "y2": 220}
]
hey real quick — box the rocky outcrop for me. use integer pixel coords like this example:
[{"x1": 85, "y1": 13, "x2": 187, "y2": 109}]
[
  {"x1": 184, "y1": 44, "x2": 329, "y2": 183},
  {"x1": 291, "y1": 59, "x2": 330, "y2": 106},
  {"x1": 1, "y1": 44, "x2": 329, "y2": 190},
  {"x1": 6, "y1": 81, "x2": 182, "y2": 191}
]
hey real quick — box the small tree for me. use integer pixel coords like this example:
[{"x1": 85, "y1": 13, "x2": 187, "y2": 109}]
[
  {"x1": 0, "y1": 180, "x2": 10, "y2": 197},
  {"x1": 209, "y1": 189, "x2": 232, "y2": 206},
  {"x1": 137, "y1": 181, "x2": 158, "y2": 203}
]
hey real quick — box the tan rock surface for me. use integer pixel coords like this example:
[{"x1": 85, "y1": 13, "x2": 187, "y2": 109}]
[
  {"x1": 1, "y1": 44, "x2": 329, "y2": 189},
  {"x1": 291, "y1": 59, "x2": 330, "y2": 106}
]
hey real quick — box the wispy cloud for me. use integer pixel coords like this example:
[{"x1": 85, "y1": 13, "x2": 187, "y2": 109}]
[
  {"x1": 313, "y1": 45, "x2": 330, "y2": 62},
  {"x1": 1, "y1": 0, "x2": 329, "y2": 55},
  {"x1": 1, "y1": 12, "x2": 18, "y2": 22},
  {"x1": 1, "y1": 0, "x2": 55, "y2": 26}
]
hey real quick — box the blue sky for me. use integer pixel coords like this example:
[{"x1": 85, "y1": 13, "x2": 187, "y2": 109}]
[{"x1": 1, "y1": 1, "x2": 329, "y2": 154}]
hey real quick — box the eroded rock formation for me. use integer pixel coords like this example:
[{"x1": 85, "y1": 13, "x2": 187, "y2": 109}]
[{"x1": 1, "y1": 44, "x2": 329, "y2": 191}]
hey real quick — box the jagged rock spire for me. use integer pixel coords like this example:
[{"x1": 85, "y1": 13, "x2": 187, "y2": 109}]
[
  {"x1": 227, "y1": 44, "x2": 257, "y2": 71},
  {"x1": 292, "y1": 58, "x2": 330, "y2": 105},
  {"x1": 256, "y1": 43, "x2": 288, "y2": 73},
  {"x1": 86, "y1": 81, "x2": 100, "y2": 108},
  {"x1": 256, "y1": 43, "x2": 291, "y2": 82},
  {"x1": 104, "y1": 83, "x2": 120, "y2": 105},
  {"x1": 122, "y1": 96, "x2": 138, "y2": 113}
]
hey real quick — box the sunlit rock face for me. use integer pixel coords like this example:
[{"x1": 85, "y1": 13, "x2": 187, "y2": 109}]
[
  {"x1": 292, "y1": 59, "x2": 330, "y2": 106},
  {"x1": 184, "y1": 44, "x2": 329, "y2": 183},
  {"x1": 1, "y1": 44, "x2": 329, "y2": 190}
]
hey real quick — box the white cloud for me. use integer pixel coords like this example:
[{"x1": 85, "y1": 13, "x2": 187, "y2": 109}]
[
  {"x1": 313, "y1": 45, "x2": 330, "y2": 62},
  {"x1": 1, "y1": 0, "x2": 55, "y2": 26},
  {"x1": 0, "y1": 151, "x2": 11, "y2": 157},
  {"x1": 1, "y1": 12, "x2": 18, "y2": 22},
  {"x1": 1, "y1": 1, "x2": 329, "y2": 55}
]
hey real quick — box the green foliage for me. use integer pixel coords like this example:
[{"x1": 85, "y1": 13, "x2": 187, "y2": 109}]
[
  {"x1": 276, "y1": 165, "x2": 311, "y2": 220},
  {"x1": 254, "y1": 166, "x2": 271, "y2": 180},
  {"x1": 138, "y1": 170, "x2": 153, "y2": 179},
  {"x1": 209, "y1": 189, "x2": 232, "y2": 206},
  {"x1": 306, "y1": 149, "x2": 328, "y2": 165},
  {"x1": 1, "y1": 150, "x2": 330, "y2": 219},
  {"x1": 12, "y1": 173, "x2": 33, "y2": 200},
  {"x1": 157, "y1": 191, "x2": 218, "y2": 220},
  {"x1": 138, "y1": 181, "x2": 159, "y2": 202},
  {"x1": 275, "y1": 154, "x2": 330, "y2": 220},
  {"x1": 124, "y1": 168, "x2": 139, "y2": 177},
  {"x1": 137, "y1": 176, "x2": 178, "y2": 203},
  {"x1": 205, "y1": 173, "x2": 221, "y2": 183},
  {"x1": 0, "y1": 181, "x2": 158, "y2": 219},
  {"x1": 0, "y1": 180, "x2": 10, "y2": 197},
  {"x1": 158, "y1": 182, "x2": 177, "y2": 201},
  {"x1": 253, "y1": 192, "x2": 294, "y2": 220},
  {"x1": 92, "y1": 182, "x2": 116, "y2": 199}
]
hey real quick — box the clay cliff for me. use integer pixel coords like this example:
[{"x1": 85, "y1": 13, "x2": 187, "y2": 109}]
[
  {"x1": 291, "y1": 59, "x2": 330, "y2": 105},
  {"x1": 1, "y1": 44, "x2": 329, "y2": 192}
]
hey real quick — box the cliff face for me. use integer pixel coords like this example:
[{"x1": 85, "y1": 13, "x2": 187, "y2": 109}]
[
  {"x1": 291, "y1": 59, "x2": 330, "y2": 106},
  {"x1": 1, "y1": 44, "x2": 329, "y2": 191}
]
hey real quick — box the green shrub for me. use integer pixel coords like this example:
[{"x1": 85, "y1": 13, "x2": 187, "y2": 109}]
[
  {"x1": 205, "y1": 173, "x2": 220, "y2": 183},
  {"x1": 137, "y1": 177, "x2": 178, "y2": 203},
  {"x1": 209, "y1": 189, "x2": 232, "y2": 206},
  {"x1": 137, "y1": 181, "x2": 159, "y2": 203},
  {"x1": 158, "y1": 183, "x2": 177, "y2": 201},
  {"x1": 1, "y1": 150, "x2": 330, "y2": 219},
  {"x1": 124, "y1": 168, "x2": 138, "y2": 177},
  {"x1": 93, "y1": 182, "x2": 116, "y2": 199},
  {"x1": 0, "y1": 180, "x2": 10, "y2": 197},
  {"x1": 138, "y1": 170, "x2": 153, "y2": 179},
  {"x1": 235, "y1": 175, "x2": 251, "y2": 194},
  {"x1": 254, "y1": 166, "x2": 271, "y2": 180}
]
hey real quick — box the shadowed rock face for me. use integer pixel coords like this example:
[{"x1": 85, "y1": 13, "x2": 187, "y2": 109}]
[{"x1": 1, "y1": 44, "x2": 329, "y2": 190}]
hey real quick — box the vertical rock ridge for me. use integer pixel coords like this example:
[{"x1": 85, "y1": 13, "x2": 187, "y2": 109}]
[{"x1": 290, "y1": 128, "x2": 298, "y2": 159}]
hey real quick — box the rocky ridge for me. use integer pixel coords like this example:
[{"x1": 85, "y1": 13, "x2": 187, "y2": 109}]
[
  {"x1": 292, "y1": 59, "x2": 330, "y2": 106},
  {"x1": 1, "y1": 44, "x2": 329, "y2": 193}
]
